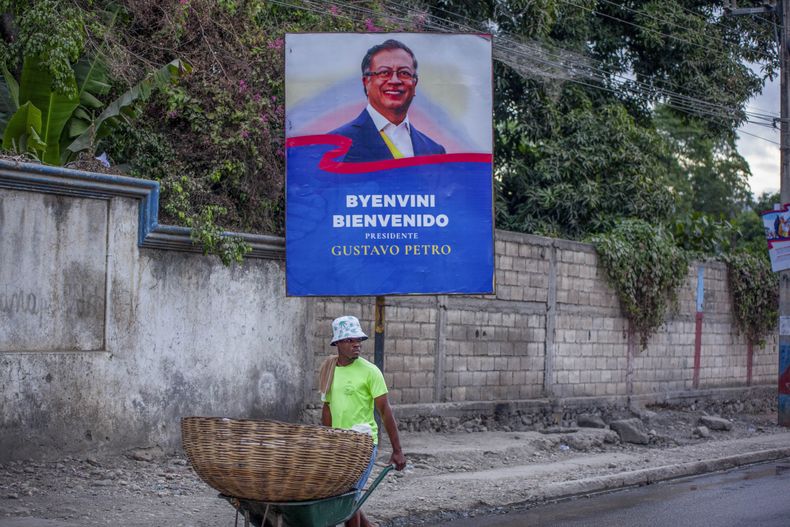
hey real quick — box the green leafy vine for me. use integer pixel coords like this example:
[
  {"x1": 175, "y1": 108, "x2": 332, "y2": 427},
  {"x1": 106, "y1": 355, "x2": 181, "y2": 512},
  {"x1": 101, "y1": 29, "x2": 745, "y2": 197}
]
[
  {"x1": 591, "y1": 219, "x2": 690, "y2": 348},
  {"x1": 725, "y1": 253, "x2": 778, "y2": 347},
  {"x1": 189, "y1": 205, "x2": 252, "y2": 266}
]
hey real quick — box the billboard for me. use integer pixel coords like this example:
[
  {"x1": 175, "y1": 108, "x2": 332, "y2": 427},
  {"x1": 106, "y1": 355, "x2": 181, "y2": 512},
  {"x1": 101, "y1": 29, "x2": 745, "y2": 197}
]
[
  {"x1": 285, "y1": 33, "x2": 494, "y2": 296},
  {"x1": 760, "y1": 203, "x2": 790, "y2": 272}
]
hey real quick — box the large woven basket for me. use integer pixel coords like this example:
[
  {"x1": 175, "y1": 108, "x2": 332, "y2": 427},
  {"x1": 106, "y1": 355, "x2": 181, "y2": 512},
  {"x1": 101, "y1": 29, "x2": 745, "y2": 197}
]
[{"x1": 181, "y1": 417, "x2": 374, "y2": 502}]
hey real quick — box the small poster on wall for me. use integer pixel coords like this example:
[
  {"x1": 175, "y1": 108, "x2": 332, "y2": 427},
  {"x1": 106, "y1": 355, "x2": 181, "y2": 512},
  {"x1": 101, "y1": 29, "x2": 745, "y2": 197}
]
[
  {"x1": 284, "y1": 33, "x2": 494, "y2": 296},
  {"x1": 760, "y1": 203, "x2": 790, "y2": 272}
]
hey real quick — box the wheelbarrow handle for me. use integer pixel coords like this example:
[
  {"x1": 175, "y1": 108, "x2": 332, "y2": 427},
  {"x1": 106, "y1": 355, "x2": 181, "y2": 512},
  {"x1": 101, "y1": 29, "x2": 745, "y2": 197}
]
[{"x1": 349, "y1": 464, "x2": 395, "y2": 516}]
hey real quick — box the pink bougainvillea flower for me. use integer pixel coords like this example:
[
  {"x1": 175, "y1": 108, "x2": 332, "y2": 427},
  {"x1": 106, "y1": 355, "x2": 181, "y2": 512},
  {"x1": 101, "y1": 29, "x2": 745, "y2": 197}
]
[
  {"x1": 238, "y1": 79, "x2": 248, "y2": 93},
  {"x1": 365, "y1": 18, "x2": 380, "y2": 32}
]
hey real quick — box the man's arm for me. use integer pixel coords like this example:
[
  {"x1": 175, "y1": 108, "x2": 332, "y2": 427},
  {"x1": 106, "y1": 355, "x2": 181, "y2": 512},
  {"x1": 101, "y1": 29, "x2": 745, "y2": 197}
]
[
  {"x1": 374, "y1": 394, "x2": 406, "y2": 470},
  {"x1": 321, "y1": 402, "x2": 332, "y2": 427}
]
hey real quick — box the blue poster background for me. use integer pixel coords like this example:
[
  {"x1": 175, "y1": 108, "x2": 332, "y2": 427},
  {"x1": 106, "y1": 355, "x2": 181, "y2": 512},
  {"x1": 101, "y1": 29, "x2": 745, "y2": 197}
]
[{"x1": 286, "y1": 141, "x2": 494, "y2": 296}]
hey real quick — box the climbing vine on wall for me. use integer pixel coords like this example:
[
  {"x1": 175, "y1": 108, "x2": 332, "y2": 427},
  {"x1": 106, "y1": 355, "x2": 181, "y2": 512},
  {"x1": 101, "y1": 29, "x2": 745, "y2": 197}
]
[
  {"x1": 726, "y1": 253, "x2": 778, "y2": 347},
  {"x1": 591, "y1": 219, "x2": 690, "y2": 349}
]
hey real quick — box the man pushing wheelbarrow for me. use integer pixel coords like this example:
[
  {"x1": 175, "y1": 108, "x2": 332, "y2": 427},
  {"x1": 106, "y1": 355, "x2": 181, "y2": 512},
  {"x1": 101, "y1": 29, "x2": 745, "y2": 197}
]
[
  {"x1": 318, "y1": 315, "x2": 408, "y2": 527},
  {"x1": 182, "y1": 315, "x2": 406, "y2": 527}
]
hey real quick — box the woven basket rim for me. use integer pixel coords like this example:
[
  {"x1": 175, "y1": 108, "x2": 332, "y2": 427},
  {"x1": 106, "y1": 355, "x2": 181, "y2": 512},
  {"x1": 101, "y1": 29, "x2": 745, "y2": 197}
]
[{"x1": 180, "y1": 416, "x2": 371, "y2": 437}]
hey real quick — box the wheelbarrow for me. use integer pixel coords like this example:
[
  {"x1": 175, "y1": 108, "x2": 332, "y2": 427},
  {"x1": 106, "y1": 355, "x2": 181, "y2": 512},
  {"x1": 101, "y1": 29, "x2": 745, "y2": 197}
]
[{"x1": 221, "y1": 464, "x2": 394, "y2": 527}]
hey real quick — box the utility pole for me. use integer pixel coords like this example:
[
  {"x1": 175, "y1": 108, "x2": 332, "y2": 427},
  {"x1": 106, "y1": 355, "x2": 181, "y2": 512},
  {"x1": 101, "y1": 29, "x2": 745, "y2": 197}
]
[
  {"x1": 726, "y1": 0, "x2": 789, "y2": 426},
  {"x1": 779, "y1": 0, "x2": 790, "y2": 427}
]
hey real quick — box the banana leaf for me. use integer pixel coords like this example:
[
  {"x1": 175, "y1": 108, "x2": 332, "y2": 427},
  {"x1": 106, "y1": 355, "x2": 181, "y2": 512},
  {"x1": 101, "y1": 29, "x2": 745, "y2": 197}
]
[
  {"x1": 2, "y1": 101, "x2": 46, "y2": 155},
  {"x1": 66, "y1": 58, "x2": 192, "y2": 155},
  {"x1": 18, "y1": 55, "x2": 79, "y2": 165},
  {"x1": 73, "y1": 55, "x2": 112, "y2": 107},
  {"x1": 63, "y1": 54, "x2": 112, "y2": 151}
]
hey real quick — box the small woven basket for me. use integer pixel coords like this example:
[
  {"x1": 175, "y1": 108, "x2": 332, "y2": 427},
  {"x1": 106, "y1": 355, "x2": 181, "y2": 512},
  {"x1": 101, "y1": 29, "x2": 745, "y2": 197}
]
[{"x1": 181, "y1": 416, "x2": 374, "y2": 502}]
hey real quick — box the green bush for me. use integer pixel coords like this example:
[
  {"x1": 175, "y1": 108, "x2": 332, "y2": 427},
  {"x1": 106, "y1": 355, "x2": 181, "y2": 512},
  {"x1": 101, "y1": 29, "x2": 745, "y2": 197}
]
[
  {"x1": 591, "y1": 219, "x2": 690, "y2": 348},
  {"x1": 99, "y1": 0, "x2": 379, "y2": 237},
  {"x1": 726, "y1": 253, "x2": 778, "y2": 347}
]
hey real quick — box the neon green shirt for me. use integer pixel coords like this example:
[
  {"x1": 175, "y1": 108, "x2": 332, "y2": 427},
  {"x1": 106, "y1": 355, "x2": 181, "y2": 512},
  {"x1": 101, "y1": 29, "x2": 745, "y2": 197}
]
[{"x1": 324, "y1": 357, "x2": 388, "y2": 444}]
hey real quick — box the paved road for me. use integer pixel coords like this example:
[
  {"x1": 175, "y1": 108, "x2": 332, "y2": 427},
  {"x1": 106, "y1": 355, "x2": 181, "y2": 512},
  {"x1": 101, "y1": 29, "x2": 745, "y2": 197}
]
[{"x1": 438, "y1": 460, "x2": 790, "y2": 527}]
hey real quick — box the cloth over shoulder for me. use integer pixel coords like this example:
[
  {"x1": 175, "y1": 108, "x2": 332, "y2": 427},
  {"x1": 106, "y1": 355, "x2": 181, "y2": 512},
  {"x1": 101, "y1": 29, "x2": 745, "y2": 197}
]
[{"x1": 318, "y1": 355, "x2": 338, "y2": 401}]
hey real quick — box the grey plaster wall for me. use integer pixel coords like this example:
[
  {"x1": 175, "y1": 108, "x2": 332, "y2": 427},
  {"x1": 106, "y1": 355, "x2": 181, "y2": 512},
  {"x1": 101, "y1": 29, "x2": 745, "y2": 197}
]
[
  {"x1": 1, "y1": 191, "x2": 108, "y2": 351},
  {"x1": 1, "y1": 184, "x2": 307, "y2": 462}
]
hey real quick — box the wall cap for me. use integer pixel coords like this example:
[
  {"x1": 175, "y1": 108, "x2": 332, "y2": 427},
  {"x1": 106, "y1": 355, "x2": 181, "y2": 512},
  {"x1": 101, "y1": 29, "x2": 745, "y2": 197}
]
[{"x1": 0, "y1": 159, "x2": 284, "y2": 260}]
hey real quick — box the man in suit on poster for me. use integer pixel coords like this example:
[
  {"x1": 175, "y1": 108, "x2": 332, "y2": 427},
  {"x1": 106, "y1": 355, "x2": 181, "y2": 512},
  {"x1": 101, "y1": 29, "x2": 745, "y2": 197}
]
[{"x1": 330, "y1": 39, "x2": 446, "y2": 162}]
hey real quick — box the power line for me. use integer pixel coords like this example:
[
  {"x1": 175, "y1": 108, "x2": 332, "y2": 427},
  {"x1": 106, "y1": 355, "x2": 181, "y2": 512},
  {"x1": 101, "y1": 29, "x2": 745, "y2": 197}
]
[
  {"x1": 558, "y1": 0, "x2": 740, "y2": 56},
  {"x1": 738, "y1": 127, "x2": 780, "y2": 145},
  {"x1": 673, "y1": 0, "x2": 782, "y2": 31},
  {"x1": 269, "y1": 0, "x2": 780, "y2": 145},
  {"x1": 330, "y1": 0, "x2": 771, "y2": 123},
  {"x1": 595, "y1": 0, "x2": 712, "y2": 37},
  {"x1": 594, "y1": 0, "x2": 780, "y2": 63},
  {"x1": 383, "y1": 0, "x2": 779, "y2": 122}
]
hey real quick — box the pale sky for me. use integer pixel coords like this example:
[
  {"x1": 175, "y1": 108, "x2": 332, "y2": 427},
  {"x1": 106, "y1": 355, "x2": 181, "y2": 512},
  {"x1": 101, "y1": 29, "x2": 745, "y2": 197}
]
[{"x1": 737, "y1": 74, "x2": 781, "y2": 199}]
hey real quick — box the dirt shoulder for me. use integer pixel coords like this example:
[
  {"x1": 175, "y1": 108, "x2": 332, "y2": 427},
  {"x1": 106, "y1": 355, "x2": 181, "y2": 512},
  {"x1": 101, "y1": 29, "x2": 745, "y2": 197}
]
[{"x1": 0, "y1": 409, "x2": 788, "y2": 527}]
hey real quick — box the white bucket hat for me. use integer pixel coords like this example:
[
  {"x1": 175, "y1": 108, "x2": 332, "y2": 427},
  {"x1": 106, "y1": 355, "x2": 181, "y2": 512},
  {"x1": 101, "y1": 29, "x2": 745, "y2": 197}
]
[{"x1": 330, "y1": 315, "x2": 368, "y2": 346}]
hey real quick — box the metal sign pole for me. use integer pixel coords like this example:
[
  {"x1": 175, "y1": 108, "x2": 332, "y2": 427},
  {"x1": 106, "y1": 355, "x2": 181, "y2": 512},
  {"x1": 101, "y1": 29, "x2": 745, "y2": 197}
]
[
  {"x1": 374, "y1": 296, "x2": 386, "y2": 372},
  {"x1": 374, "y1": 296, "x2": 386, "y2": 440},
  {"x1": 779, "y1": 0, "x2": 790, "y2": 427}
]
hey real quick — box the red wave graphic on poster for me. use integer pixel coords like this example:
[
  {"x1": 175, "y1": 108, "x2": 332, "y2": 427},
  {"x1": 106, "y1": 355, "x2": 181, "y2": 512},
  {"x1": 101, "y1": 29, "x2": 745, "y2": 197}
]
[{"x1": 286, "y1": 135, "x2": 492, "y2": 175}]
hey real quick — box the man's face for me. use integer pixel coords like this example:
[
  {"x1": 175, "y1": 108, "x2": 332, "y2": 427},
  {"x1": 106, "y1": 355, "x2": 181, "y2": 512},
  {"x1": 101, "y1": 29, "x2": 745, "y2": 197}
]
[
  {"x1": 336, "y1": 338, "x2": 363, "y2": 363},
  {"x1": 363, "y1": 48, "x2": 417, "y2": 123}
]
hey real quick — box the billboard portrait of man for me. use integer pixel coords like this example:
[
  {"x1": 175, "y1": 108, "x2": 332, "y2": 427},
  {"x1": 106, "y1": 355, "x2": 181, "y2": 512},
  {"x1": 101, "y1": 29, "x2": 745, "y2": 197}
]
[
  {"x1": 329, "y1": 39, "x2": 446, "y2": 162},
  {"x1": 285, "y1": 33, "x2": 493, "y2": 297},
  {"x1": 286, "y1": 33, "x2": 492, "y2": 160}
]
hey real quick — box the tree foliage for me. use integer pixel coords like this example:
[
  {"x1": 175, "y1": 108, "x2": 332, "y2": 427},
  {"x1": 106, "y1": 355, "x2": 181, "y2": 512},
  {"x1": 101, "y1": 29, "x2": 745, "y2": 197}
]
[
  {"x1": 98, "y1": 0, "x2": 383, "y2": 235},
  {"x1": 655, "y1": 105, "x2": 752, "y2": 220},
  {"x1": 438, "y1": 0, "x2": 778, "y2": 343},
  {"x1": 498, "y1": 95, "x2": 675, "y2": 239},
  {"x1": 0, "y1": 2, "x2": 190, "y2": 165},
  {"x1": 0, "y1": 0, "x2": 86, "y2": 96},
  {"x1": 422, "y1": 0, "x2": 776, "y2": 244}
]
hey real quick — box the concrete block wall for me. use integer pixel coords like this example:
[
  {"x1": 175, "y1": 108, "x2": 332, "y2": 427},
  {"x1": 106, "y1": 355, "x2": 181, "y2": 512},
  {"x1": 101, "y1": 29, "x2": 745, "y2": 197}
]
[
  {"x1": 552, "y1": 243, "x2": 627, "y2": 398},
  {"x1": 628, "y1": 265, "x2": 697, "y2": 395},
  {"x1": 308, "y1": 230, "x2": 776, "y2": 408},
  {"x1": 697, "y1": 263, "x2": 746, "y2": 387},
  {"x1": 442, "y1": 305, "x2": 545, "y2": 402},
  {"x1": 691, "y1": 262, "x2": 777, "y2": 387},
  {"x1": 494, "y1": 237, "x2": 550, "y2": 303}
]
